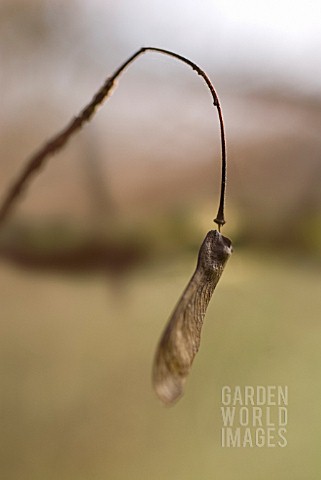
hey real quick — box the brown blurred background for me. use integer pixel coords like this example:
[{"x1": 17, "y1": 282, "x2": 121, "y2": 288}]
[{"x1": 0, "y1": 1, "x2": 320, "y2": 479}]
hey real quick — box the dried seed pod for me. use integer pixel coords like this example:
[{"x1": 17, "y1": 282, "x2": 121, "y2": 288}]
[{"x1": 153, "y1": 230, "x2": 232, "y2": 405}]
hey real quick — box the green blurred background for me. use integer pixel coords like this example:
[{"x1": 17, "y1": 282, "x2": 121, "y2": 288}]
[{"x1": 0, "y1": 1, "x2": 320, "y2": 479}]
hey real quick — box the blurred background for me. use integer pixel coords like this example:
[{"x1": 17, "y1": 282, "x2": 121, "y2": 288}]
[{"x1": 0, "y1": 1, "x2": 320, "y2": 479}]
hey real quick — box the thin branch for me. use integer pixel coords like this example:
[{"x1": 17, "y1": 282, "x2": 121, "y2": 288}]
[{"x1": 0, "y1": 47, "x2": 227, "y2": 228}]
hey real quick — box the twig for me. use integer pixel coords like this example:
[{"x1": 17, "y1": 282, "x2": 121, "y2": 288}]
[{"x1": 0, "y1": 47, "x2": 227, "y2": 228}]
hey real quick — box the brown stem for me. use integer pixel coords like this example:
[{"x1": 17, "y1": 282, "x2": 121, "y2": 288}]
[{"x1": 0, "y1": 47, "x2": 227, "y2": 228}]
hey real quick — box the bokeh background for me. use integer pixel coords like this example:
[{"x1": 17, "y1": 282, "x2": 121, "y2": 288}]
[{"x1": 1, "y1": 1, "x2": 320, "y2": 479}]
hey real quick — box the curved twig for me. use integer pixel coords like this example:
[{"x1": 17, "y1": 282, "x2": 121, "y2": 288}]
[{"x1": 0, "y1": 47, "x2": 226, "y2": 228}]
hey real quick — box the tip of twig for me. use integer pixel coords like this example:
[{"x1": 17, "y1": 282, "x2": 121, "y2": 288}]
[{"x1": 214, "y1": 217, "x2": 226, "y2": 232}]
